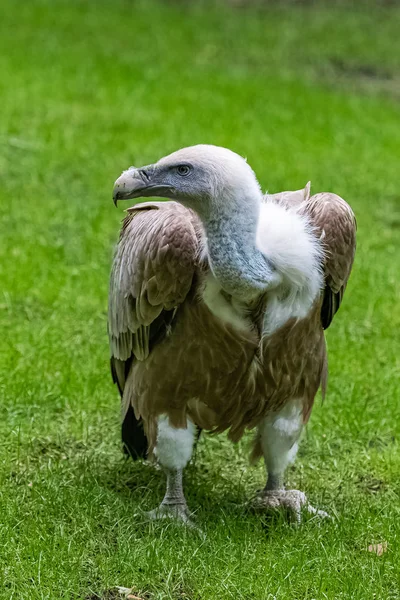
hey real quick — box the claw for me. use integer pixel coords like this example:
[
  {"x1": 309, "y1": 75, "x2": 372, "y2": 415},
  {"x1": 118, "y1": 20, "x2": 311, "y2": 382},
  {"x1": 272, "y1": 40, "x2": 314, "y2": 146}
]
[
  {"x1": 141, "y1": 503, "x2": 204, "y2": 536},
  {"x1": 144, "y1": 503, "x2": 192, "y2": 523},
  {"x1": 250, "y1": 489, "x2": 331, "y2": 524}
]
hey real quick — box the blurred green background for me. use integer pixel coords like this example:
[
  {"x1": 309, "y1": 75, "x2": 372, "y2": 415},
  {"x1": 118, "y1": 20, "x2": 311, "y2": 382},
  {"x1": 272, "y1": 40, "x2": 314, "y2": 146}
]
[{"x1": 0, "y1": 1, "x2": 399, "y2": 599}]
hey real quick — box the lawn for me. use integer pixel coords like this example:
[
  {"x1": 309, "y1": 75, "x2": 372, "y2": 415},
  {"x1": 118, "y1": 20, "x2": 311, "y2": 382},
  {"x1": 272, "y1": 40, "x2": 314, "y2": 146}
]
[{"x1": 1, "y1": 0, "x2": 400, "y2": 598}]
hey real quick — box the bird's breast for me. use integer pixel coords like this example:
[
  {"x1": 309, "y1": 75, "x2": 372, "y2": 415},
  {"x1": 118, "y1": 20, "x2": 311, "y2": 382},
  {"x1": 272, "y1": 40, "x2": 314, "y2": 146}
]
[{"x1": 201, "y1": 272, "x2": 253, "y2": 334}]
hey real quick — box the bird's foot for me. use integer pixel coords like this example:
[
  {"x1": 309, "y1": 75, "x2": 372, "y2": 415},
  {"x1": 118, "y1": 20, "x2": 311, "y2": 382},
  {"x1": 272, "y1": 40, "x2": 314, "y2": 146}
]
[
  {"x1": 143, "y1": 502, "x2": 198, "y2": 529},
  {"x1": 251, "y1": 489, "x2": 331, "y2": 524}
]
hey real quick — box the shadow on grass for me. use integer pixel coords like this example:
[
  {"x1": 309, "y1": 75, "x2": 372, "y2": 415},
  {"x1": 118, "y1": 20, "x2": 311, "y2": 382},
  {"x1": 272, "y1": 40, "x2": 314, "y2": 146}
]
[{"x1": 93, "y1": 454, "x2": 249, "y2": 515}]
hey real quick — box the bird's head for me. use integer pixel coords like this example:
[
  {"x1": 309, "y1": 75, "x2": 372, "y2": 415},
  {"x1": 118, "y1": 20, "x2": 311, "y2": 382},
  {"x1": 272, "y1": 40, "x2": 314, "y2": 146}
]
[{"x1": 113, "y1": 145, "x2": 262, "y2": 220}]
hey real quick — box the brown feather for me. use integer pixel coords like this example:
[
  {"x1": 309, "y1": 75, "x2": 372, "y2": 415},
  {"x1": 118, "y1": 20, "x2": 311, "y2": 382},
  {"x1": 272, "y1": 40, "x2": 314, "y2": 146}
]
[{"x1": 305, "y1": 192, "x2": 356, "y2": 329}]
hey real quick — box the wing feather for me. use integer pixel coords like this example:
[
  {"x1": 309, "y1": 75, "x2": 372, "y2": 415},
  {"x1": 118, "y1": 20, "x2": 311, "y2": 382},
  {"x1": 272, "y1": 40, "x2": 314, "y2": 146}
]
[
  {"x1": 108, "y1": 201, "x2": 200, "y2": 380},
  {"x1": 304, "y1": 191, "x2": 356, "y2": 329}
]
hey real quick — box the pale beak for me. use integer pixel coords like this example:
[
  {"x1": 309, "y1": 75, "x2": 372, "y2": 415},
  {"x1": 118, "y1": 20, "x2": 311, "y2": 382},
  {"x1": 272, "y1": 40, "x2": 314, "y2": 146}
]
[{"x1": 112, "y1": 166, "x2": 173, "y2": 206}]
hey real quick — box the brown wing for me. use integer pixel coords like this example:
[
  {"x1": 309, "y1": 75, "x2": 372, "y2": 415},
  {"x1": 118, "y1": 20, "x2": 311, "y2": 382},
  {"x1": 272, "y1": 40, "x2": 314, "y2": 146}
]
[
  {"x1": 108, "y1": 201, "x2": 200, "y2": 395},
  {"x1": 304, "y1": 192, "x2": 357, "y2": 329}
]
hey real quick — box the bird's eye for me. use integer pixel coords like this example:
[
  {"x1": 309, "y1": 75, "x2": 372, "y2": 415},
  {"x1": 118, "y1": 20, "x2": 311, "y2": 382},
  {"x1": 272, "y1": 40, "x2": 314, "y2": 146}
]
[{"x1": 176, "y1": 165, "x2": 191, "y2": 176}]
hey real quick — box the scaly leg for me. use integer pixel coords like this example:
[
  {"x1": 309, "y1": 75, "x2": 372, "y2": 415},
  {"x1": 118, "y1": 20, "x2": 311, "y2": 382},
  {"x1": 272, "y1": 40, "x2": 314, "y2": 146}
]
[
  {"x1": 252, "y1": 398, "x2": 329, "y2": 523},
  {"x1": 145, "y1": 415, "x2": 196, "y2": 525}
]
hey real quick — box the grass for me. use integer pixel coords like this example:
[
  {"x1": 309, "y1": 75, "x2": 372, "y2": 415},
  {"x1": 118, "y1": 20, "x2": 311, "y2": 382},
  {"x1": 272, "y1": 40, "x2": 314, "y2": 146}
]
[{"x1": 1, "y1": 0, "x2": 400, "y2": 598}]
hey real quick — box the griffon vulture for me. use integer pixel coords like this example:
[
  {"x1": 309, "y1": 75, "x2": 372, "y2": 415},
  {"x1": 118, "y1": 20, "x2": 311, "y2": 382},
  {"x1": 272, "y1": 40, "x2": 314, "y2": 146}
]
[{"x1": 109, "y1": 145, "x2": 356, "y2": 523}]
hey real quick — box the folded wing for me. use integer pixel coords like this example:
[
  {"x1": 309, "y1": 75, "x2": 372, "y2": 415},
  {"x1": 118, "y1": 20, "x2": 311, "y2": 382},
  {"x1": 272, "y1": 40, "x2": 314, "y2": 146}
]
[
  {"x1": 305, "y1": 192, "x2": 356, "y2": 329},
  {"x1": 108, "y1": 201, "x2": 200, "y2": 455}
]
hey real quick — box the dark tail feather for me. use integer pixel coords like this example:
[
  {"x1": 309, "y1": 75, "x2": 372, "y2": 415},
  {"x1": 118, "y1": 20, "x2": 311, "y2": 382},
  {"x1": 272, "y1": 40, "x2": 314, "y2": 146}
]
[{"x1": 122, "y1": 404, "x2": 148, "y2": 460}]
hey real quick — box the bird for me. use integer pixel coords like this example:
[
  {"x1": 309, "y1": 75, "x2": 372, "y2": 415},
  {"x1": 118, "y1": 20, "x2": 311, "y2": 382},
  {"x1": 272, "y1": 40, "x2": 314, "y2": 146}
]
[{"x1": 109, "y1": 144, "x2": 356, "y2": 524}]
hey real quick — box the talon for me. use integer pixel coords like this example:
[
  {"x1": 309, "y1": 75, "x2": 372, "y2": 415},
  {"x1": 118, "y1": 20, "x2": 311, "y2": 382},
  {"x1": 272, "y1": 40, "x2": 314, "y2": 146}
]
[
  {"x1": 141, "y1": 502, "x2": 203, "y2": 534},
  {"x1": 250, "y1": 489, "x2": 331, "y2": 524},
  {"x1": 144, "y1": 503, "x2": 191, "y2": 522},
  {"x1": 305, "y1": 504, "x2": 333, "y2": 520}
]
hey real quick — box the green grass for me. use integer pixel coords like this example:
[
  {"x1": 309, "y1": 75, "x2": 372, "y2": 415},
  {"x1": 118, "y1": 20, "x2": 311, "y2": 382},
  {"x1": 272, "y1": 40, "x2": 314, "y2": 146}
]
[{"x1": 1, "y1": 0, "x2": 400, "y2": 598}]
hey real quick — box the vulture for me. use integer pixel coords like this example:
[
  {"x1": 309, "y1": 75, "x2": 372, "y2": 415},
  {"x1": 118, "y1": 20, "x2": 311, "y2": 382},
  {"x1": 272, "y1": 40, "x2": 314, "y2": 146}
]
[{"x1": 109, "y1": 145, "x2": 356, "y2": 524}]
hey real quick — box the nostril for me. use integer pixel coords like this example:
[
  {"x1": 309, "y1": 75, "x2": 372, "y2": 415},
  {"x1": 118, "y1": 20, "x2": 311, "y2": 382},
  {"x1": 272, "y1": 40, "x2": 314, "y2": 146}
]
[{"x1": 140, "y1": 169, "x2": 150, "y2": 182}]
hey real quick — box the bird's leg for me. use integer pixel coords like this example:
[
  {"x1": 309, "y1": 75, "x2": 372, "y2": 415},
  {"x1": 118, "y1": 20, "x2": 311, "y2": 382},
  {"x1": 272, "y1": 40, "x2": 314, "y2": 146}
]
[
  {"x1": 146, "y1": 467, "x2": 192, "y2": 523},
  {"x1": 252, "y1": 399, "x2": 330, "y2": 523},
  {"x1": 144, "y1": 415, "x2": 196, "y2": 526}
]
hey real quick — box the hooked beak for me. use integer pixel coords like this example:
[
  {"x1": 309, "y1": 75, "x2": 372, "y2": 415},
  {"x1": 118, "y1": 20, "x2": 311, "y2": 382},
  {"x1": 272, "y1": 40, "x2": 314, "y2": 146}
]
[{"x1": 113, "y1": 166, "x2": 173, "y2": 206}]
